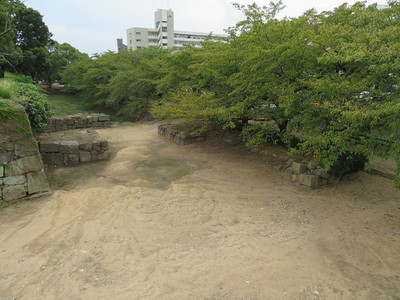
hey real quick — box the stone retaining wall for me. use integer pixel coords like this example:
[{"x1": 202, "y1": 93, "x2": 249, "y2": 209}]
[
  {"x1": 1, "y1": 104, "x2": 49, "y2": 204},
  {"x1": 279, "y1": 160, "x2": 338, "y2": 188},
  {"x1": 158, "y1": 124, "x2": 205, "y2": 145},
  {"x1": 38, "y1": 130, "x2": 110, "y2": 166},
  {"x1": 42, "y1": 114, "x2": 111, "y2": 133}
]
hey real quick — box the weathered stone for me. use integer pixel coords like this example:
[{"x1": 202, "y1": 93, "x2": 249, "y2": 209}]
[
  {"x1": 292, "y1": 173, "x2": 299, "y2": 182},
  {"x1": 5, "y1": 155, "x2": 43, "y2": 176},
  {"x1": 102, "y1": 121, "x2": 111, "y2": 127},
  {"x1": 91, "y1": 115, "x2": 99, "y2": 122},
  {"x1": 14, "y1": 142, "x2": 37, "y2": 157},
  {"x1": 97, "y1": 152, "x2": 110, "y2": 160},
  {"x1": 100, "y1": 140, "x2": 109, "y2": 149},
  {"x1": 75, "y1": 119, "x2": 86, "y2": 128},
  {"x1": 0, "y1": 142, "x2": 14, "y2": 152},
  {"x1": 67, "y1": 154, "x2": 80, "y2": 164},
  {"x1": 40, "y1": 141, "x2": 60, "y2": 153},
  {"x1": 92, "y1": 142, "x2": 101, "y2": 151},
  {"x1": 92, "y1": 122, "x2": 101, "y2": 127},
  {"x1": 299, "y1": 174, "x2": 320, "y2": 187},
  {"x1": 292, "y1": 162, "x2": 307, "y2": 174},
  {"x1": 3, "y1": 184, "x2": 26, "y2": 201},
  {"x1": 98, "y1": 115, "x2": 110, "y2": 122},
  {"x1": 313, "y1": 168, "x2": 330, "y2": 179},
  {"x1": 27, "y1": 170, "x2": 49, "y2": 194},
  {"x1": 79, "y1": 151, "x2": 92, "y2": 162},
  {"x1": 0, "y1": 165, "x2": 4, "y2": 177},
  {"x1": 4, "y1": 175, "x2": 26, "y2": 185},
  {"x1": 55, "y1": 124, "x2": 68, "y2": 131},
  {"x1": 79, "y1": 143, "x2": 92, "y2": 151},
  {"x1": 85, "y1": 116, "x2": 93, "y2": 124},
  {"x1": 60, "y1": 141, "x2": 79, "y2": 154},
  {"x1": 64, "y1": 118, "x2": 75, "y2": 126},
  {"x1": 42, "y1": 153, "x2": 64, "y2": 166},
  {"x1": 0, "y1": 152, "x2": 13, "y2": 164}
]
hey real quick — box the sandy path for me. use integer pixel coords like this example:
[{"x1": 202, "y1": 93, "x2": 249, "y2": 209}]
[{"x1": 0, "y1": 123, "x2": 399, "y2": 300}]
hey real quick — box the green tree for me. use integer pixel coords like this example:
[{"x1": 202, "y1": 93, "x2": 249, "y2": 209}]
[
  {"x1": 0, "y1": 0, "x2": 21, "y2": 77},
  {"x1": 40, "y1": 41, "x2": 88, "y2": 88},
  {"x1": 7, "y1": 0, "x2": 52, "y2": 78}
]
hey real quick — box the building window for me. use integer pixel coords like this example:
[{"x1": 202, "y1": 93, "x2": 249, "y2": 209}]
[
  {"x1": 136, "y1": 32, "x2": 141, "y2": 35},
  {"x1": 163, "y1": 43, "x2": 168, "y2": 46},
  {"x1": 129, "y1": 33, "x2": 132, "y2": 37},
  {"x1": 130, "y1": 39, "x2": 132, "y2": 44},
  {"x1": 136, "y1": 39, "x2": 141, "y2": 42},
  {"x1": 162, "y1": 27, "x2": 167, "y2": 32}
]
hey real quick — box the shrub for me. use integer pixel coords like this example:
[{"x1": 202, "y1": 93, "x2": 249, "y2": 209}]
[
  {"x1": 328, "y1": 152, "x2": 368, "y2": 178},
  {"x1": 10, "y1": 82, "x2": 52, "y2": 129},
  {"x1": 5, "y1": 72, "x2": 33, "y2": 83}
]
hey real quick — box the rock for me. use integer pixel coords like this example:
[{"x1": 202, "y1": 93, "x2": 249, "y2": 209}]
[
  {"x1": 27, "y1": 170, "x2": 49, "y2": 194},
  {"x1": 79, "y1": 143, "x2": 92, "y2": 151},
  {"x1": 60, "y1": 141, "x2": 79, "y2": 154},
  {"x1": 97, "y1": 152, "x2": 110, "y2": 160},
  {"x1": 79, "y1": 151, "x2": 92, "y2": 163},
  {"x1": 0, "y1": 152, "x2": 13, "y2": 164},
  {"x1": 14, "y1": 142, "x2": 37, "y2": 157},
  {"x1": 3, "y1": 184, "x2": 26, "y2": 201},
  {"x1": 42, "y1": 153, "x2": 64, "y2": 166},
  {"x1": 4, "y1": 175, "x2": 26, "y2": 185},
  {"x1": 102, "y1": 121, "x2": 111, "y2": 127},
  {"x1": 299, "y1": 174, "x2": 320, "y2": 187},
  {"x1": 313, "y1": 168, "x2": 330, "y2": 179},
  {"x1": 40, "y1": 141, "x2": 61, "y2": 153},
  {"x1": 292, "y1": 162, "x2": 307, "y2": 174},
  {"x1": 292, "y1": 173, "x2": 299, "y2": 182},
  {"x1": 5, "y1": 155, "x2": 43, "y2": 176},
  {"x1": 0, "y1": 165, "x2": 4, "y2": 177},
  {"x1": 98, "y1": 115, "x2": 110, "y2": 122},
  {"x1": 67, "y1": 154, "x2": 80, "y2": 164},
  {"x1": 92, "y1": 122, "x2": 101, "y2": 127}
]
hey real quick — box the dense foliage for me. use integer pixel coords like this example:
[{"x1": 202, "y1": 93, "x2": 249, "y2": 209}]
[
  {"x1": 60, "y1": 1, "x2": 400, "y2": 187},
  {"x1": 0, "y1": 74, "x2": 52, "y2": 129},
  {"x1": 62, "y1": 48, "x2": 170, "y2": 120}
]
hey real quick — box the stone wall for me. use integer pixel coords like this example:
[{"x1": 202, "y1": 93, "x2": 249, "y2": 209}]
[
  {"x1": 42, "y1": 113, "x2": 111, "y2": 133},
  {"x1": 158, "y1": 124, "x2": 205, "y2": 145},
  {"x1": 1, "y1": 104, "x2": 49, "y2": 204},
  {"x1": 279, "y1": 160, "x2": 337, "y2": 188},
  {"x1": 38, "y1": 130, "x2": 110, "y2": 166}
]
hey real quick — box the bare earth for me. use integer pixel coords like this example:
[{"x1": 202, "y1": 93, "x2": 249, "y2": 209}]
[{"x1": 1, "y1": 123, "x2": 399, "y2": 300}]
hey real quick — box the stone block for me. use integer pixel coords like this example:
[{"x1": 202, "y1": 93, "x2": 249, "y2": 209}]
[
  {"x1": 5, "y1": 155, "x2": 43, "y2": 176},
  {"x1": 0, "y1": 165, "x2": 3, "y2": 177},
  {"x1": 313, "y1": 168, "x2": 330, "y2": 179},
  {"x1": 14, "y1": 142, "x2": 37, "y2": 157},
  {"x1": 4, "y1": 175, "x2": 26, "y2": 185},
  {"x1": 64, "y1": 118, "x2": 75, "y2": 126},
  {"x1": 43, "y1": 153, "x2": 64, "y2": 166},
  {"x1": 292, "y1": 173, "x2": 299, "y2": 182},
  {"x1": 299, "y1": 174, "x2": 319, "y2": 187},
  {"x1": 3, "y1": 184, "x2": 26, "y2": 201},
  {"x1": 92, "y1": 122, "x2": 101, "y2": 127},
  {"x1": 292, "y1": 162, "x2": 307, "y2": 174},
  {"x1": 75, "y1": 119, "x2": 86, "y2": 128},
  {"x1": 98, "y1": 115, "x2": 110, "y2": 122},
  {"x1": 100, "y1": 140, "x2": 109, "y2": 149},
  {"x1": 0, "y1": 152, "x2": 13, "y2": 164},
  {"x1": 27, "y1": 170, "x2": 49, "y2": 194},
  {"x1": 55, "y1": 124, "x2": 68, "y2": 131},
  {"x1": 91, "y1": 115, "x2": 99, "y2": 122},
  {"x1": 79, "y1": 143, "x2": 92, "y2": 151},
  {"x1": 0, "y1": 142, "x2": 14, "y2": 152},
  {"x1": 97, "y1": 152, "x2": 110, "y2": 160},
  {"x1": 60, "y1": 141, "x2": 79, "y2": 154},
  {"x1": 67, "y1": 154, "x2": 80, "y2": 165},
  {"x1": 40, "y1": 141, "x2": 60, "y2": 153},
  {"x1": 79, "y1": 151, "x2": 92, "y2": 163}
]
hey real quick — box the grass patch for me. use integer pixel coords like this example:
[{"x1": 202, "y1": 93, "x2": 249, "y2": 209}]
[{"x1": 45, "y1": 89, "x2": 131, "y2": 122}]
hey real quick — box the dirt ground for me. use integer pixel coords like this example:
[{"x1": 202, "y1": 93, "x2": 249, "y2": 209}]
[{"x1": 1, "y1": 123, "x2": 399, "y2": 300}]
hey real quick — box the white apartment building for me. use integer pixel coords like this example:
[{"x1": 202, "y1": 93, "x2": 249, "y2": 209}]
[{"x1": 118, "y1": 9, "x2": 228, "y2": 51}]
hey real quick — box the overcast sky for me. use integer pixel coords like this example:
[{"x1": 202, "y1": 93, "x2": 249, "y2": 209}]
[{"x1": 25, "y1": 0, "x2": 382, "y2": 55}]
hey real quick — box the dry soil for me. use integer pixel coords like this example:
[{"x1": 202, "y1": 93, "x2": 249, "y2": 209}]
[{"x1": 0, "y1": 123, "x2": 399, "y2": 300}]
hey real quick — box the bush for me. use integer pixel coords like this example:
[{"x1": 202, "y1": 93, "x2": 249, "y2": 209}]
[
  {"x1": 329, "y1": 152, "x2": 368, "y2": 178},
  {"x1": 10, "y1": 82, "x2": 52, "y2": 129},
  {"x1": 5, "y1": 72, "x2": 33, "y2": 83}
]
